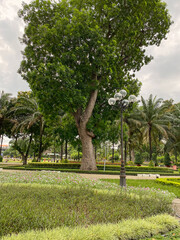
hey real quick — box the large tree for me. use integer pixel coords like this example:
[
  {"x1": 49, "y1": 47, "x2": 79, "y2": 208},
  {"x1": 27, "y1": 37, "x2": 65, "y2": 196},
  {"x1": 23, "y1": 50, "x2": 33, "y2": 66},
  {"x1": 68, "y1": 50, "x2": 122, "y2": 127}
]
[{"x1": 18, "y1": 0, "x2": 172, "y2": 170}]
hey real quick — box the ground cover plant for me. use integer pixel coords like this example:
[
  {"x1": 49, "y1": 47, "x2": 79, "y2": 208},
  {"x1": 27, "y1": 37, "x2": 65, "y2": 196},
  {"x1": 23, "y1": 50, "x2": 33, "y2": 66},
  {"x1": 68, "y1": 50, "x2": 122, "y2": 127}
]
[
  {"x1": 101, "y1": 179, "x2": 180, "y2": 198},
  {"x1": 2, "y1": 214, "x2": 179, "y2": 240},
  {"x1": 0, "y1": 171, "x2": 176, "y2": 238},
  {"x1": 156, "y1": 178, "x2": 180, "y2": 187}
]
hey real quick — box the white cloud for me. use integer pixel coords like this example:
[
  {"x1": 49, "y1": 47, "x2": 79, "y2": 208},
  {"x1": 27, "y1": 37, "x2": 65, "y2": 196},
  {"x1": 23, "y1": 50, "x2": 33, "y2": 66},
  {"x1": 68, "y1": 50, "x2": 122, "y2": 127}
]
[{"x1": 136, "y1": 0, "x2": 180, "y2": 103}]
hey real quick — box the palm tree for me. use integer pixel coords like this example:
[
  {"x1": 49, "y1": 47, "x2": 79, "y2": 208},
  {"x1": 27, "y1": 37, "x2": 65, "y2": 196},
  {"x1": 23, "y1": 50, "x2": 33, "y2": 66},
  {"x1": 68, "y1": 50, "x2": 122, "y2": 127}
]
[
  {"x1": 11, "y1": 95, "x2": 46, "y2": 162},
  {"x1": 164, "y1": 103, "x2": 180, "y2": 163},
  {"x1": 137, "y1": 94, "x2": 170, "y2": 160},
  {"x1": 0, "y1": 91, "x2": 12, "y2": 156}
]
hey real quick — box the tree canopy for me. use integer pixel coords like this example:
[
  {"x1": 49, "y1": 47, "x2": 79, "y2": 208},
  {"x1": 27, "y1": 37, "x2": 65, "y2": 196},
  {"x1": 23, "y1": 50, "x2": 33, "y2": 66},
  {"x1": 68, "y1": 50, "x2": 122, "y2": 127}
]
[{"x1": 18, "y1": 0, "x2": 172, "y2": 170}]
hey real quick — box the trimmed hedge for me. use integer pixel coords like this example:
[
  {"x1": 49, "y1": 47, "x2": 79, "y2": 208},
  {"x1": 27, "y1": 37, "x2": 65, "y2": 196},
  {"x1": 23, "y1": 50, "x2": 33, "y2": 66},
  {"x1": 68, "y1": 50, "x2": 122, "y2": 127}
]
[
  {"x1": 2, "y1": 214, "x2": 179, "y2": 240},
  {"x1": 156, "y1": 178, "x2": 180, "y2": 187},
  {"x1": 2, "y1": 166, "x2": 180, "y2": 176},
  {"x1": 27, "y1": 163, "x2": 174, "y2": 173}
]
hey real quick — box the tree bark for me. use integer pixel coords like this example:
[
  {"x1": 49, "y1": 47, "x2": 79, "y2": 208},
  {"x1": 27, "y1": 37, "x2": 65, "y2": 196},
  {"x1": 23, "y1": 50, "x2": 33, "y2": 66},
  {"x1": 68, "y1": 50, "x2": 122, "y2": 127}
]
[
  {"x1": 60, "y1": 142, "x2": 63, "y2": 160},
  {"x1": 112, "y1": 141, "x2": 114, "y2": 163},
  {"x1": 65, "y1": 140, "x2": 68, "y2": 159},
  {"x1": 0, "y1": 134, "x2": 3, "y2": 156},
  {"x1": 37, "y1": 119, "x2": 44, "y2": 162},
  {"x1": 149, "y1": 126, "x2": 152, "y2": 160},
  {"x1": 74, "y1": 89, "x2": 98, "y2": 171}
]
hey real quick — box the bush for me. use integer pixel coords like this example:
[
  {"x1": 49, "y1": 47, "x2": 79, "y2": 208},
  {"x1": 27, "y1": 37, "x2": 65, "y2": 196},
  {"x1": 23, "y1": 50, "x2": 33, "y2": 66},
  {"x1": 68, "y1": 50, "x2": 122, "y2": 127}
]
[
  {"x1": 149, "y1": 160, "x2": 154, "y2": 167},
  {"x1": 108, "y1": 153, "x2": 119, "y2": 161},
  {"x1": 156, "y1": 178, "x2": 180, "y2": 188},
  {"x1": 0, "y1": 156, "x2": 3, "y2": 162},
  {"x1": 157, "y1": 156, "x2": 164, "y2": 163},
  {"x1": 126, "y1": 161, "x2": 134, "y2": 166},
  {"x1": 70, "y1": 152, "x2": 82, "y2": 160},
  {"x1": 135, "y1": 152, "x2": 143, "y2": 166},
  {"x1": 164, "y1": 153, "x2": 171, "y2": 167}
]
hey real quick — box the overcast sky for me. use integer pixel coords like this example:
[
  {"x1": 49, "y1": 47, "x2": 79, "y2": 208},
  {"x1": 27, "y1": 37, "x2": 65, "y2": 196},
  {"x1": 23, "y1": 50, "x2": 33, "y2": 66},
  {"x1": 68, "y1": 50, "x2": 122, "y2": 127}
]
[{"x1": 0, "y1": 0, "x2": 180, "y2": 144}]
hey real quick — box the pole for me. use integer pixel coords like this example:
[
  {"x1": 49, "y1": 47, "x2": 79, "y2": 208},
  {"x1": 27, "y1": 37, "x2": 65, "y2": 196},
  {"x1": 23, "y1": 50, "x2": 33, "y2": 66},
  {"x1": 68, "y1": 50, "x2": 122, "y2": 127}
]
[{"x1": 120, "y1": 105, "x2": 126, "y2": 187}]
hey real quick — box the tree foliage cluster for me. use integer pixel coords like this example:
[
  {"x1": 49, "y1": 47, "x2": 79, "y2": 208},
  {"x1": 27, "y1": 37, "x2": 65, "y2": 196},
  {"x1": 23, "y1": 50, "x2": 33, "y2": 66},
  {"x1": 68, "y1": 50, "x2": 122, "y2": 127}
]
[{"x1": 16, "y1": 0, "x2": 172, "y2": 170}]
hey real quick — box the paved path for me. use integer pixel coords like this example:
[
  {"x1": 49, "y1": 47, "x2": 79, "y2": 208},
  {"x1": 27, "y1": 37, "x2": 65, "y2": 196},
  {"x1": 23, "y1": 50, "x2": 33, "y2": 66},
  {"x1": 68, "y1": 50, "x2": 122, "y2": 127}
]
[{"x1": 78, "y1": 173, "x2": 180, "y2": 180}]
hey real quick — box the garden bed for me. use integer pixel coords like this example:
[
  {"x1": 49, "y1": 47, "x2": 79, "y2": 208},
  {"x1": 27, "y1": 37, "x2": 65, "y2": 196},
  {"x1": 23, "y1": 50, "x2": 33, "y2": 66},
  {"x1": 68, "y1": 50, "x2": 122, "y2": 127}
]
[{"x1": 0, "y1": 171, "x2": 177, "y2": 239}]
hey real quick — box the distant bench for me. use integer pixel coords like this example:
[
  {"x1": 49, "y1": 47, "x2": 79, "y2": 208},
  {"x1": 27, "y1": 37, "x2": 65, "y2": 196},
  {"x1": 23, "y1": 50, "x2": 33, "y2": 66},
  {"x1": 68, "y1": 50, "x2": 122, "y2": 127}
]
[{"x1": 137, "y1": 174, "x2": 160, "y2": 178}]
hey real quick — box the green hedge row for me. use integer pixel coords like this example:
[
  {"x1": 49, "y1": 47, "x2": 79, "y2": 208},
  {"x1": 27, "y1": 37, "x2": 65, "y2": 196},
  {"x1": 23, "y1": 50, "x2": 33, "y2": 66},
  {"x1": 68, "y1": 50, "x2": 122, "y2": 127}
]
[
  {"x1": 28, "y1": 163, "x2": 174, "y2": 173},
  {"x1": 156, "y1": 178, "x2": 180, "y2": 187},
  {"x1": 2, "y1": 214, "x2": 179, "y2": 240},
  {"x1": 2, "y1": 166, "x2": 180, "y2": 176}
]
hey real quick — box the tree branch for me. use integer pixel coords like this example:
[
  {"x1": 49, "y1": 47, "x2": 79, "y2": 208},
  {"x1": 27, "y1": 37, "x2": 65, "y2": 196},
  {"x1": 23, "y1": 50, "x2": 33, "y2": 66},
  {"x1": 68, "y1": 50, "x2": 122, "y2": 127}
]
[{"x1": 81, "y1": 89, "x2": 98, "y2": 125}]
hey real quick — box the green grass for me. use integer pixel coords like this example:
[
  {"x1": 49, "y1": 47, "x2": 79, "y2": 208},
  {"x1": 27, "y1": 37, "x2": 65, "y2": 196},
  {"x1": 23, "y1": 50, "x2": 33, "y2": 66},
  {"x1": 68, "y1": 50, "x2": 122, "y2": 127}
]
[
  {"x1": 101, "y1": 179, "x2": 180, "y2": 198},
  {"x1": 142, "y1": 227, "x2": 180, "y2": 239}
]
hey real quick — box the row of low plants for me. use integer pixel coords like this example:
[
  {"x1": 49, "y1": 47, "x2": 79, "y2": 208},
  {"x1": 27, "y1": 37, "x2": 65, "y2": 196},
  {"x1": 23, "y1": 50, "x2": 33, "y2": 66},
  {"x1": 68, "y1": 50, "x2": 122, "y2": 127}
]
[
  {"x1": 2, "y1": 166, "x2": 180, "y2": 176},
  {"x1": 2, "y1": 214, "x2": 179, "y2": 240},
  {"x1": 0, "y1": 171, "x2": 177, "y2": 238},
  {"x1": 27, "y1": 163, "x2": 175, "y2": 173},
  {"x1": 156, "y1": 178, "x2": 180, "y2": 187}
]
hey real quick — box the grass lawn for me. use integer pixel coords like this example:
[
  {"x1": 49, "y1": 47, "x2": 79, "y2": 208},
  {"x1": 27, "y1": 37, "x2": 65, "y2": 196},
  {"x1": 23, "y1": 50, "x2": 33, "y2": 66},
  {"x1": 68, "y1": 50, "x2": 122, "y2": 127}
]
[
  {"x1": 101, "y1": 179, "x2": 180, "y2": 198},
  {"x1": 142, "y1": 227, "x2": 180, "y2": 240}
]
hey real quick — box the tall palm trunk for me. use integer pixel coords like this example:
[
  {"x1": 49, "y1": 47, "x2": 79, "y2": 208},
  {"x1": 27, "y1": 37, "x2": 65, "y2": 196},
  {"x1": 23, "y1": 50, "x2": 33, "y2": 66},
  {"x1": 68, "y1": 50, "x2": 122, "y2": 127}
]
[
  {"x1": 149, "y1": 126, "x2": 152, "y2": 160},
  {"x1": 37, "y1": 119, "x2": 44, "y2": 162}
]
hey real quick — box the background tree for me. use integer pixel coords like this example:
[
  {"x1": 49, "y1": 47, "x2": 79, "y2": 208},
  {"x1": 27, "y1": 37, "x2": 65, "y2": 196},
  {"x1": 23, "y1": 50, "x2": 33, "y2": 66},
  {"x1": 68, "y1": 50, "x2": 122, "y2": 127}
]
[
  {"x1": 0, "y1": 91, "x2": 12, "y2": 156},
  {"x1": 18, "y1": 0, "x2": 172, "y2": 170},
  {"x1": 136, "y1": 95, "x2": 170, "y2": 160}
]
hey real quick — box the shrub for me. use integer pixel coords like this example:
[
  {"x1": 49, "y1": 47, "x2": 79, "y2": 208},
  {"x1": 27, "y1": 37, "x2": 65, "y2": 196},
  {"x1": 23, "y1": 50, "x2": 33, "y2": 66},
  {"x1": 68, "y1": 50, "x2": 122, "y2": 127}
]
[
  {"x1": 135, "y1": 152, "x2": 143, "y2": 166},
  {"x1": 70, "y1": 152, "x2": 82, "y2": 160},
  {"x1": 2, "y1": 214, "x2": 179, "y2": 240},
  {"x1": 156, "y1": 178, "x2": 180, "y2": 188},
  {"x1": 0, "y1": 156, "x2": 3, "y2": 162},
  {"x1": 126, "y1": 161, "x2": 134, "y2": 166},
  {"x1": 108, "y1": 153, "x2": 119, "y2": 162},
  {"x1": 164, "y1": 153, "x2": 171, "y2": 167},
  {"x1": 157, "y1": 156, "x2": 164, "y2": 163},
  {"x1": 149, "y1": 160, "x2": 154, "y2": 167},
  {"x1": 61, "y1": 159, "x2": 69, "y2": 163}
]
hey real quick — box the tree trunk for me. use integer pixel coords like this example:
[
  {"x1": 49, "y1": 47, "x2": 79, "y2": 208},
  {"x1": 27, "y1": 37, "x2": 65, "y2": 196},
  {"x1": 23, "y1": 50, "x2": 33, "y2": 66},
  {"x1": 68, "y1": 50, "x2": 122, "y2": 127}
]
[
  {"x1": 65, "y1": 140, "x2": 68, "y2": 159},
  {"x1": 112, "y1": 141, "x2": 114, "y2": 163},
  {"x1": 131, "y1": 149, "x2": 135, "y2": 162},
  {"x1": 94, "y1": 146, "x2": 97, "y2": 160},
  {"x1": 0, "y1": 134, "x2": 3, "y2": 156},
  {"x1": 37, "y1": 119, "x2": 44, "y2": 162},
  {"x1": 54, "y1": 140, "x2": 56, "y2": 162},
  {"x1": 78, "y1": 126, "x2": 97, "y2": 170},
  {"x1": 129, "y1": 144, "x2": 131, "y2": 161},
  {"x1": 73, "y1": 89, "x2": 98, "y2": 171},
  {"x1": 60, "y1": 142, "x2": 63, "y2": 160},
  {"x1": 149, "y1": 126, "x2": 152, "y2": 160},
  {"x1": 22, "y1": 154, "x2": 27, "y2": 165}
]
